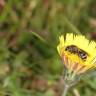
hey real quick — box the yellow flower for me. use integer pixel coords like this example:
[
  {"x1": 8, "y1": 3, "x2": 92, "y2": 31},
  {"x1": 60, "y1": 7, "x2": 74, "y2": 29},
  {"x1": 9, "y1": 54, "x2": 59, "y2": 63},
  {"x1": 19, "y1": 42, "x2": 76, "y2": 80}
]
[{"x1": 57, "y1": 33, "x2": 96, "y2": 75}]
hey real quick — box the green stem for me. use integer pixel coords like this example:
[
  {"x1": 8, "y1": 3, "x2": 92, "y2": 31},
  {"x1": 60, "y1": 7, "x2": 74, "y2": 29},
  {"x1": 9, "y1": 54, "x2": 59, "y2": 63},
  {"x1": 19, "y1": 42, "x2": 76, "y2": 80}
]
[
  {"x1": 64, "y1": 17, "x2": 81, "y2": 34},
  {"x1": 62, "y1": 84, "x2": 69, "y2": 96}
]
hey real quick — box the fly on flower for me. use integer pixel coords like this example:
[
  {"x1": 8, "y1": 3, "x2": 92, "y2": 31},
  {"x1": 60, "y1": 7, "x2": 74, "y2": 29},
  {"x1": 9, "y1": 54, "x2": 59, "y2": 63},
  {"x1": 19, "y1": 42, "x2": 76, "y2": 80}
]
[
  {"x1": 57, "y1": 33, "x2": 96, "y2": 81},
  {"x1": 65, "y1": 45, "x2": 88, "y2": 61}
]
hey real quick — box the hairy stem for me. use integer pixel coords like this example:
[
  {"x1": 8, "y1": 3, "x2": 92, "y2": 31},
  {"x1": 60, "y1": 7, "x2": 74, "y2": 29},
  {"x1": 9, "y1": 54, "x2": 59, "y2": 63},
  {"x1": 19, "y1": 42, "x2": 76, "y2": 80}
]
[{"x1": 62, "y1": 84, "x2": 69, "y2": 96}]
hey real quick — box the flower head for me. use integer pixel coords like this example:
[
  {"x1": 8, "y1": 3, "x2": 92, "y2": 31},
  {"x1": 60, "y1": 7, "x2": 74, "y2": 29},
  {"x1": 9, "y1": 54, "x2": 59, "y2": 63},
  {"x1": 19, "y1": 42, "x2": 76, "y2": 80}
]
[{"x1": 57, "y1": 33, "x2": 96, "y2": 80}]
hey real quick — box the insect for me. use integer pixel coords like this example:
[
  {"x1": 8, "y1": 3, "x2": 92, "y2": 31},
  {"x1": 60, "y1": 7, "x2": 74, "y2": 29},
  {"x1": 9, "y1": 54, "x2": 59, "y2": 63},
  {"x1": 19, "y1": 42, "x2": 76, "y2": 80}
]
[{"x1": 65, "y1": 45, "x2": 88, "y2": 61}]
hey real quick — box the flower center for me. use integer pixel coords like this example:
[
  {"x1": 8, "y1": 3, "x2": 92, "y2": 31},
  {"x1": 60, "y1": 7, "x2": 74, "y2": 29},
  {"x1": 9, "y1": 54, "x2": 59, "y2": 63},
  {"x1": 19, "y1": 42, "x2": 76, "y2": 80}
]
[{"x1": 65, "y1": 45, "x2": 88, "y2": 61}]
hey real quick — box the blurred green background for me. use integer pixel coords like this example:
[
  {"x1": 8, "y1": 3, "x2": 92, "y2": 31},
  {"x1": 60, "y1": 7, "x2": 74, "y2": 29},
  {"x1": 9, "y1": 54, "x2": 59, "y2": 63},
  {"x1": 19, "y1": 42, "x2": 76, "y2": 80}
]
[{"x1": 0, "y1": 0, "x2": 96, "y2": 96}]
